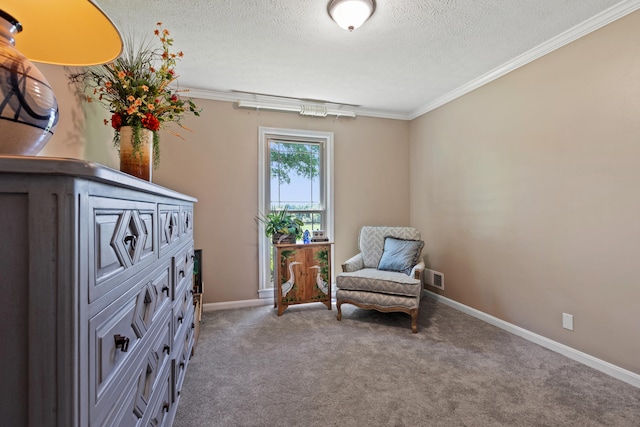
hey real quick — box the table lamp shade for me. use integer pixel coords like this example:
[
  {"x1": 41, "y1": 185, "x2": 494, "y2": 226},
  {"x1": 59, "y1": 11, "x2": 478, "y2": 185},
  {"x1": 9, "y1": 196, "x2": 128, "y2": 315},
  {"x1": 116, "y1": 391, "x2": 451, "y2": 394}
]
[
  {"x1": 0, "y1": 1, "x2": 122, "y2": 156},
  {"x1": 4, "y1": 0, "x2": 122, "y2": 65}
]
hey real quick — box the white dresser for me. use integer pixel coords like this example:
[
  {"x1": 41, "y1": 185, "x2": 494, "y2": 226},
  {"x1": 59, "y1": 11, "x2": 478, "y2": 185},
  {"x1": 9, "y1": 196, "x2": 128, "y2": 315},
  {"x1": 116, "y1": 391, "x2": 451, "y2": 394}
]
[{"x1": 0, "y1": 156, "x2": 197, "y2": 426}]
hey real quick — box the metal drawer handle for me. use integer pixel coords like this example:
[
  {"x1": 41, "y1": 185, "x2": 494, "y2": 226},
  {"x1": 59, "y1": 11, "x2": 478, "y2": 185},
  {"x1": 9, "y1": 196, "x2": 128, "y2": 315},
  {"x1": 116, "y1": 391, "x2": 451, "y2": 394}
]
[
  {"x1": 179, "y1": 269, "x2": 185, "y2": 278},
  {"x1": 123, "y1": 235, "x2": 137, "y2": 250},
  {"x1": 191, "y1": 322, "x2": 195, "y2": 330},
  {"x1": 178, "y1": 315, "x2": 184, "y2": 324},
  {"x1": 179, "y1": 361, "x2": 185, "y2": 369},
  {"x1": 163, "y1": 345, "x2": 170, "y2": 354},
  {"x1": 162, "y1": 286, "x2": 170, "y2": 296},
  {"x1": 114, "y1": 334, "x2": 129, "y2": 352},
  {"x1": 163, "y1": 402, "x2": 170, "y2": 413}
]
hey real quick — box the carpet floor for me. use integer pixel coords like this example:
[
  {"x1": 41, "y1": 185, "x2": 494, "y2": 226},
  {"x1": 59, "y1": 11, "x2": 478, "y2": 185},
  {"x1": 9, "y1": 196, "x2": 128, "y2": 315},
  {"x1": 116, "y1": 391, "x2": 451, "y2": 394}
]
[{"x1": 173, "y1": 296, "x2": 640, "y2": 426}]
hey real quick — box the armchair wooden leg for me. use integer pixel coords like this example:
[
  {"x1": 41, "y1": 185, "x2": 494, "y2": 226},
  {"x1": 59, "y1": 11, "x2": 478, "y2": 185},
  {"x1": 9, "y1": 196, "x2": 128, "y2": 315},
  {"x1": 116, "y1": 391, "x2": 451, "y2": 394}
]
[
  {"x1": 411, "y1": 309, "x2": 418, "y2": 333},
  {"x1": 336, "y1": 301, "x2": 342, "y2": 321}
]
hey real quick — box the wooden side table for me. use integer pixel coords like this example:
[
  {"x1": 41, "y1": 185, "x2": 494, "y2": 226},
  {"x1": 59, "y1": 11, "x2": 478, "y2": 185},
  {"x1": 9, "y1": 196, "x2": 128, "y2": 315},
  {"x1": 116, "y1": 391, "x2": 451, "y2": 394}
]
[{"x1": 274, "y1": 242, "x2": 333, "y2": 316}]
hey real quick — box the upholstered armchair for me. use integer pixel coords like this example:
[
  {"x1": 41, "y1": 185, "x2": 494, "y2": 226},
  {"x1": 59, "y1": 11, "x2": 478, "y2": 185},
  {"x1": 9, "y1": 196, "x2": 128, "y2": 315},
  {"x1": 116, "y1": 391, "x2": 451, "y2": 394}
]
[{"x1": 336, "y1": 226, "x2": 425, "y2": 333}]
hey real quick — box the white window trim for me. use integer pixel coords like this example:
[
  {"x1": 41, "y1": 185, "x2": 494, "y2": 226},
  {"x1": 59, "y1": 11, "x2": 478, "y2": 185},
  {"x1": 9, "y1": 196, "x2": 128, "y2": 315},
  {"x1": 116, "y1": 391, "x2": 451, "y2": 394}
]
[{"x1": 257, "y1": 127, "x2": 334, "y2": 298}]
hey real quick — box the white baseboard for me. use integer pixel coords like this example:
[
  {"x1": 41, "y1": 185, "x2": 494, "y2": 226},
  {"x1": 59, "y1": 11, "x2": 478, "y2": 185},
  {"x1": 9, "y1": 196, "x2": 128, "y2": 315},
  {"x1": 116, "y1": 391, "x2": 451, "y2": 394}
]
[{"x1": 424, "y1": 290, "x2": 640, "y2": 389}]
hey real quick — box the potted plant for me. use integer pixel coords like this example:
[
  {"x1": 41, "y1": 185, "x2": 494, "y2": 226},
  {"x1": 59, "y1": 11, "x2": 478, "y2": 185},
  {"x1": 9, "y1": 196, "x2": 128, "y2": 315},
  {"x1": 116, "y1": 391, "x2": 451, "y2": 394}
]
[
  {"x1": 68, "y1": 22, "x2": 200, "y2": 180},
  {"x1": 257, "y1": 208, "x2": 304, "y2": 244}
]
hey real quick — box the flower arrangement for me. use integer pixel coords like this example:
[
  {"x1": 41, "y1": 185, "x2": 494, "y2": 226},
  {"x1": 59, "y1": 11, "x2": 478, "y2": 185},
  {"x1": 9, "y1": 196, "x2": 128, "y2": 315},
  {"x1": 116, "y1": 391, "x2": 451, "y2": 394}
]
[{"x1": 68, "y1": 22, "x2": 200, "y2": 168}]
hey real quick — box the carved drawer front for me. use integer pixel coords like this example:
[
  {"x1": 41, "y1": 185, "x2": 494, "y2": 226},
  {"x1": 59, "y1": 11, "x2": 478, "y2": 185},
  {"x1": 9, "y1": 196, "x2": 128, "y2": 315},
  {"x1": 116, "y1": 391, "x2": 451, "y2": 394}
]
[
  {"x1": 96, "y1": 375, "x2": 142, "y2": 427},
  {"x1": 172, "y1": 244, "x2": 194, "y2": 300},
  {"x1": 172, "y1": 320, "x2": 194, "y2": 403},
  {"x1": 134, "y1": 312, "x2": 173, "y2": 421},
  {"x1": 89, "y1": 291, "x2": 143, "y2": 420},
  {"x1": 90, "y1": 196, "x2": 156, "y2": 303},
  {"x1": 180, "y1": 205, "x2": 194, "y2": 237},
  {"x1": 132, "y1": 263, "x2": 173, "y2": 338},
  {"x1": 159, "y1": 204, "x2": 181, "y2": 256},
  {"x1": 142, "y1": 367, "x2": 172, "y2": 427},
  {"x1": 173, "y1": 281, "x2": 195, "y2": 343}
]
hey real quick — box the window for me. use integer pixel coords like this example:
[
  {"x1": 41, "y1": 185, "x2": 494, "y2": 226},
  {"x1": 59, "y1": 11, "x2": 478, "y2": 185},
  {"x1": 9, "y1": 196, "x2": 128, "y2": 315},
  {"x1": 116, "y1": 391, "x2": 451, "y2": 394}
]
[{"x1": 258, "y1": 127, "x2": 334, "y2": 297}]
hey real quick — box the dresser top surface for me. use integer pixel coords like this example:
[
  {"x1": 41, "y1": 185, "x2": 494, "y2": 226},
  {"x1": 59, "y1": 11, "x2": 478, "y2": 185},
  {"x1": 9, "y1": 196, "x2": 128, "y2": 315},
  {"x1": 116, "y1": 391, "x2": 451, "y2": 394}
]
[{"x1": 0, "y1": 155, "x2": 197, "y2": 202}]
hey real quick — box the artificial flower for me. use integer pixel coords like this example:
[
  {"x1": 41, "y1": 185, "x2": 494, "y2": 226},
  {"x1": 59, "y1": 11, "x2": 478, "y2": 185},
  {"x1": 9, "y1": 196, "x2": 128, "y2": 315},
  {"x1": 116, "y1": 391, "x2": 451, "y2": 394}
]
[{"x1": 69, "y1": 22, "x2": 201, "y2": 168}]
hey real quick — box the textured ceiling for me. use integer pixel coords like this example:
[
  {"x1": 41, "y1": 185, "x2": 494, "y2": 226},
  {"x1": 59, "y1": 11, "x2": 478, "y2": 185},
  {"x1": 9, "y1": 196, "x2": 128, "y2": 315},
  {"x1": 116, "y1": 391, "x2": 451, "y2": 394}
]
[{"x1": 94, "y1": 0, "x2": 635, "y2": 119}]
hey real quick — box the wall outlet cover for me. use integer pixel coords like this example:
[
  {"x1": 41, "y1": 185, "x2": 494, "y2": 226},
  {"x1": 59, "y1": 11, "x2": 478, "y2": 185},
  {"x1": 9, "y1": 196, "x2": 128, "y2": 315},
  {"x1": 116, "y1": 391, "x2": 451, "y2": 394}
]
[{"x1": 562, "y1": 313, "x2": 574, "y2": 331}]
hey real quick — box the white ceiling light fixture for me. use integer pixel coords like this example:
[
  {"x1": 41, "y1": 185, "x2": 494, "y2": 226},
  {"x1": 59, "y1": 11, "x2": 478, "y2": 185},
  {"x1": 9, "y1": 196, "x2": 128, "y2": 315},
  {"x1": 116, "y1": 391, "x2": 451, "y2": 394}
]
[{"x1": 328, "y1": 0, "x2": 376, "y2": 32}]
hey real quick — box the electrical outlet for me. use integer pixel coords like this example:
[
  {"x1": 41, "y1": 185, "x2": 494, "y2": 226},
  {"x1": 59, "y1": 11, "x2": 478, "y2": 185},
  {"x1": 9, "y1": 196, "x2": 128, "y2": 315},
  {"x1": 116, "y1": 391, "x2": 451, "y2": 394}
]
[
  {"x1": 424, "y1": 268, "x2": 444, "y2": 290},
  {"x1": 562, "y1": 313, "x2": 574, "y2": 331}
]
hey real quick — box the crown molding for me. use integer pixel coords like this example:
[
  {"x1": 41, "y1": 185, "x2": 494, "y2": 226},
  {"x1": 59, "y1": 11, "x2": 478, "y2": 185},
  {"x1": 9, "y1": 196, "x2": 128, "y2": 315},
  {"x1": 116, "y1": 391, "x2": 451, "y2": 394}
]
[{"x1": 408, "y1": 0, "x2": 640, "y2": 120}]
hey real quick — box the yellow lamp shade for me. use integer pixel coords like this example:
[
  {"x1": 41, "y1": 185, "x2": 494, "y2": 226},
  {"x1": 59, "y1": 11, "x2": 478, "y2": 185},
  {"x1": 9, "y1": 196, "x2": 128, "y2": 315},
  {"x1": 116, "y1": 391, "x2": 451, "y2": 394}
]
[{"x1": 3, "y1": 0, "x2": 122, "y2": 66}]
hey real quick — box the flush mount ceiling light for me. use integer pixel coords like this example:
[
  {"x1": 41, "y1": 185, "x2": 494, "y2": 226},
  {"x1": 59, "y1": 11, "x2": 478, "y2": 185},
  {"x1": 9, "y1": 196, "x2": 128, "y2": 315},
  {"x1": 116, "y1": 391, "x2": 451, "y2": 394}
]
[{"x1": 328, "y1": 0, "x2": 376, "y2": 32}]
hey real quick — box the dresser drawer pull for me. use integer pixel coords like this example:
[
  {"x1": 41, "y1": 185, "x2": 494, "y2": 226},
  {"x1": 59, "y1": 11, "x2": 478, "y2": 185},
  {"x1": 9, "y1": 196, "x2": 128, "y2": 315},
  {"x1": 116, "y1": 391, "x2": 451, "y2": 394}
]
[
  {"x1": 114, "y1": 334, "x2": 130, "y2": 352},
  {"x1": 162, "y1": 286, "x2": 170, "y2": 296},
  {"x1": 123, "y1": 235, "x2": 137, "y2": 250},
  {"x1": 163, "y1": 345, "x2": 171, "y2": 354},
  {"x1": 179, "y1": 361, "x2": 185, "y2": 369},
  {"x1": 178, "y1": 315, "x2": 184, "y2": 324},
  {"x1": 179, "y1": 269, "x2": 185, "y2": 278},
  {"x1": 191, "y1": 322, "x2": 195, "y2": 330},
  {"x1": 163, "y1": 402, "x2": 170, "y2": 413}
]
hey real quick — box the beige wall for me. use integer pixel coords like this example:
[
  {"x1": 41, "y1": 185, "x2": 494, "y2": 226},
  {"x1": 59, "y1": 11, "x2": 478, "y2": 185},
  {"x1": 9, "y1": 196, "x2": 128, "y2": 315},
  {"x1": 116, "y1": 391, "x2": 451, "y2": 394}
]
[
  {"x1": 409, "y1": 11, "x2": 640, "y2": 374},
  {"x1": 35, "y1": 8, "x2": 639, "y2": 375},
  {"x1": 152, "y1": 102, "x2": 410, "y2": 303},
  {"x1": 38, "y1": 69, "x2": 411, "y2": 304}
]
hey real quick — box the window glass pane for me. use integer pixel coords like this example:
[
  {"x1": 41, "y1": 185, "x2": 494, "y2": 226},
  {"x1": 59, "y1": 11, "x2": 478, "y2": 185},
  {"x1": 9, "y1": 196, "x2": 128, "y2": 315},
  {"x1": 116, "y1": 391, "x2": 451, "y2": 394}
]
[
  {"x1": 270, "y1": 141, "x2": 320, "y2": 211},
  {"x1": 291, "y1": 212, "x2": 323, "y2": 233}
]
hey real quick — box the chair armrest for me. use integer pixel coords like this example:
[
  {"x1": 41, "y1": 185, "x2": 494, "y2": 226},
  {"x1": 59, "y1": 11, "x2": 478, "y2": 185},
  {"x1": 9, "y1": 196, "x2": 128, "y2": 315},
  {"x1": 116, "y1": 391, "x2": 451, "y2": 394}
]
[
  {"x1": 411, "y1": 260, "x2": 426, "y2": 280},
  {"x1": 341, "y1": 253, "x2": 364, "y2": 272}
]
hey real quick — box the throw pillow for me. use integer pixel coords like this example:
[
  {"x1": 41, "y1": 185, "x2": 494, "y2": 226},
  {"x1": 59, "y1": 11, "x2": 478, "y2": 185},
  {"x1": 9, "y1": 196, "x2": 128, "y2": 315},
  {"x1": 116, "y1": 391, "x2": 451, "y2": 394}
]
[{"x1": 377, "y1": 236, "x2": 424, "y2": 275}]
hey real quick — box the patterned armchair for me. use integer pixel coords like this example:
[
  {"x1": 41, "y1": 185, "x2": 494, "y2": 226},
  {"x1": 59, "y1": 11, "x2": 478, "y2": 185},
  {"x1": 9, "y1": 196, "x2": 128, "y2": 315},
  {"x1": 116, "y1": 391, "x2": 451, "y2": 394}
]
[{"x1": 336, "y1": 226, "x2": 425, "y2": 333}]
